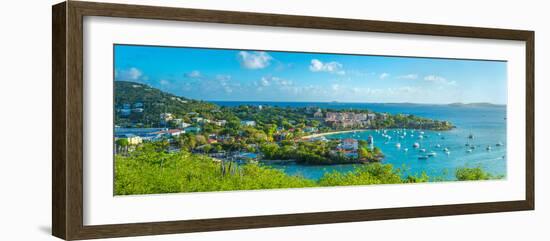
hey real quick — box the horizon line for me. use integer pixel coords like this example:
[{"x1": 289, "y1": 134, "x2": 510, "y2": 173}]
[
  {"x1": 115, "y1": 81, "x2": 507, "y2": 106},
  {"x1": 202, "y1": 100, "x2": 507, "y2": 106}
]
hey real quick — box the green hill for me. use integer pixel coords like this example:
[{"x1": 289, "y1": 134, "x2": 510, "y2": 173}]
[{"x1": 114, "y1": 81, "x2": 221, "y2": 128}]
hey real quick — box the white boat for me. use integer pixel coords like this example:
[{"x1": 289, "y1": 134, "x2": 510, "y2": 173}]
[
  {"x1": 466, "y1": 149, "x2": 473, "y2": 153},
  {"x1": 418, "y1": 135, "x2": 424, "y2": 139},
  {"x1": 419, "y1": 148, "x2": 427, "y2": 153},
  {"x1": 427, "y1": 151, "x2": 437, "y2": 157},
  {"x1": 395, "y1": 143, "x2": 401, "y2": 148},
  {"x1": 435, "y1": 144, "x2": 441, "y2": 148},
  {"x1": 413, "y1": 142, "x2": 420, "y2": 148},
  {"x1": 403, "y1": 148, "x2": 409, "y2": 152},
  {"x1": 443, "y1": 147, "x2": 449, "y2": 152},
  {"x1": 486, "y1": 146, "x2": 492, "y2": 151},
  {"x1": 496, "y1": 142, "x2": 503, "y2": 146},
  {"x1": 445, "y1": 151, "x2": 451, "y2": 155}
]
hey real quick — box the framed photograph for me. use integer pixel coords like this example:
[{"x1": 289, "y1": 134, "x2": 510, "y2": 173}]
[{"x1": 52, "y1": 1, "x2": 534, "y2": 240}]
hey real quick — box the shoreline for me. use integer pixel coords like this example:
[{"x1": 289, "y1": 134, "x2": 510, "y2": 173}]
[{"x1": 301, "y1": 129, "x2": 368, "y2": 140}]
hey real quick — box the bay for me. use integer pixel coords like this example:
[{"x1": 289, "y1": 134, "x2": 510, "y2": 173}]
[{"x1": 214, "y1": 101, "x2": 507, "y2": 181}]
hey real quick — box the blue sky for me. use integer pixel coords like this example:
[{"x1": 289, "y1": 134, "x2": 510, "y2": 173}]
[{"x1": 114, "y1": 44, "x2": 507, "y2": 104}]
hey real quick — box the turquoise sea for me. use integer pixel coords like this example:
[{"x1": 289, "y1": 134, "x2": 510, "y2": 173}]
[{"x1": 214, "y1": 101, "x2": 507, "y2": 181}]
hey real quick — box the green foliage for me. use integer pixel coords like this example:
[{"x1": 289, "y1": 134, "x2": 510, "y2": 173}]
[
  {"x1": 260, "y1": 140, "x2": 372, "y2": 165},
  {"x1": 115, "y1": 144, "x2": 316, "y2": 195},
  {"x1": 455, "y1": 167, "x2": 502, "y2": 181},
  {"x1": 318, "y1": 163, "x2": 404, "y2": 186},
  {"x1": 115, "y1": 81, "x2": 225, "y2": 127},
  {"x1": 115, "y1": 138, "x2": 129, "y2": 147},
  {"x1": 404, "y1": 172, "x2": 430, "y2": 183},
  {"x1": 115, "y1": 144, "x2": 437, "y2": 195}
]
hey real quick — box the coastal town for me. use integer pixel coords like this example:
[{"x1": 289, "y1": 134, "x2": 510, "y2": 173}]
[
  {"x1": 116, "y1": 107, "x2": 383, "y2": 163},
  {"x1": 114, "y1": 81, "x2": 453, "y2": 165}
]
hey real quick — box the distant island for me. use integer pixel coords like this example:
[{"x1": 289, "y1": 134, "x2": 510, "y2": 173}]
[{"x1": 447, "y1": 102, "x2": 506, "y2": 107}]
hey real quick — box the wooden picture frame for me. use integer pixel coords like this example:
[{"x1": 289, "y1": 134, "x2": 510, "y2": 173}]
[{"x1": 52, "y1": 1, "x2": 534, "y2": 240}]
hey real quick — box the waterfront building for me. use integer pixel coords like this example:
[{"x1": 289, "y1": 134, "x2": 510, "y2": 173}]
[
  {"x1": 117, "y1": 134, "x2": 143, "y2": 145},
  {"x1": 304, "y1": 127, "x2": 318, "y2": 133},
  {"x1": 341, "y1": 138, "x2": 359, "y2": 151}
]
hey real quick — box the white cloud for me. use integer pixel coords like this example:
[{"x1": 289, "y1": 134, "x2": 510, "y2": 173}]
[
  {"x1": 309, "y1": 59, "x2": 345, "y2": 75},
  {"x1": 238, "y1": 51, "x2": 273, "y2": 69},
  {"x1": 257, "y1": 76, "x2": 293, "y2": 87},
  {"x1": 116, "y1": 67, "x2": 142, "y2": 81},
  {"x1": 223, "y1": 86, "x2": 233, "y2": 93},
  {"x1": 379, "y1": 73, "x2": 390, "y2": 79},
  {"x1": 397, "y1": 74, "x2": 418, "y2": 80},
  {"x1": 424, "y1": 75, "x2": 456, "y2": 86},
  {"x1": 185, "y1": 70, "x2": 201, "y2": 78},
  {"x1": 259, "y1": 77, "x2": 270, "y2": 87},
  {"x1": 215, "y1": 74, "x2": 231, "y2": 81}
]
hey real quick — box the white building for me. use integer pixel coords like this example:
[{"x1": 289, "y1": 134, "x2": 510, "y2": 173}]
[
  {"x1": 240, "y1": 120, "x2": 256, "y2": 127},
  {"x1": 213, "y1": 120, "x2": 227, "y2": 126},
  {"x1": 179, "y1": 122, "x2": 191, "y2": 129},
  {"x1": 160, "y1": 113, "x2": 174, "y2": 122},
  {"x1": 341, "y1": 138, "x2": 358, "y2": 151}
]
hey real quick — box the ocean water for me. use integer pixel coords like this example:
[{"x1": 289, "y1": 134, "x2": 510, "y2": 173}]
[{"x1": 213, "y1": 101, "x2": 507, "y2": 181}]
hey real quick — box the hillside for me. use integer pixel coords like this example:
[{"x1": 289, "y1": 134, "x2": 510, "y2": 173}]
[{"x1": 114, "y1": 81, "x2": 222, "y2": 127}]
